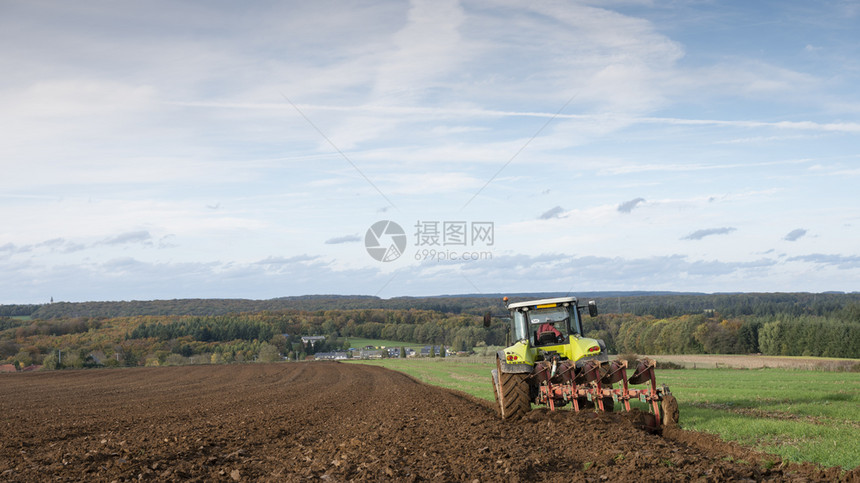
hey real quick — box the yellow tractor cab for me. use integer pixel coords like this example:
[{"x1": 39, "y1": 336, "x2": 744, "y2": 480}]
[{"x1": 504, "y1": 296, "x2": 605, "y2": 364}]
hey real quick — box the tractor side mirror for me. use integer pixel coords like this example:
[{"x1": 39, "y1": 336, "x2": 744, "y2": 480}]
[
  {"x1": 483, "y1": 312, "x2": 492, "y2": 327},
  {"x1": 588, "y1": 300, "x2": 598, "y2": 317}
]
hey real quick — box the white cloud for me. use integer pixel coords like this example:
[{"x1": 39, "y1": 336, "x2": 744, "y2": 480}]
[
  {"x1": 539, "y1": 206, "x2": 566, "y2": 220},
  {"x1": 325, "y1": 235, "x2": 361, "y2": 245},
  {"x1": 100, "y1": 231, "x2": 153, "y2": 246},
  {"x1": 784, "y1": 228, "x2": 808, "y2": 242},
  {"x1": 617, "y1": 197, "x2": 645, "y2": 213},
  {"x1": 787, "y1": 254, "x2": 860, "y2": 270},
  {"x1": 682, "y1": 227, "x2": 737, "y2": 241},
  {"x1": 372, "y1": 0, "x2": 467, "y2": 100}
]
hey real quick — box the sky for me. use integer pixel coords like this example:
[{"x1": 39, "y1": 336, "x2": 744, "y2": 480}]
[{"x1": 2, "y1": 0, "x2": 859, "y2": 304}]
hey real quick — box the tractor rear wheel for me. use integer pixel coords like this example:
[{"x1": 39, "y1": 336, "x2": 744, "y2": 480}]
[{"x1": 497, "y1": 359, "x2": 530, "y2": 420}]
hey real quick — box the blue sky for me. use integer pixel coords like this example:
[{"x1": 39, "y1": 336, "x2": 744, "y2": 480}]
[{"x1": 1, "y1": 0, "x2": 859, "y2": 303}]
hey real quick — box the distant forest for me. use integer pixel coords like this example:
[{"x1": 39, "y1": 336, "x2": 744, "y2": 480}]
[
  {"x1": 1, "y1": 292, "x2": 859, "y2": 370},
  {"x1": 3, "y1": 291, "x2": 858, "y2": 319}
]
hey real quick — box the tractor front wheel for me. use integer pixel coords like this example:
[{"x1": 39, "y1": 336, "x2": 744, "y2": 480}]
[{"x1": 496, "y1": 359, "x2": 531, "y2": 420}]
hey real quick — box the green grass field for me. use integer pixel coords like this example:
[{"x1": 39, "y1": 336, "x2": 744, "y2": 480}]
[{"x1": 352, "y1": 358, "x2": 860, "y2": 469}]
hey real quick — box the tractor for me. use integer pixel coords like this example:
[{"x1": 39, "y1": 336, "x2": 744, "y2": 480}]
[{"x1": 487, "y1": 296, "x2": 678, "y2": 430}]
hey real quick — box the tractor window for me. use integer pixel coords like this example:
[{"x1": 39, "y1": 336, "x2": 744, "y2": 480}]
[
  {"x1": 528, "y1": 307, "x2": 570, "y2": 345},
  {"x1": 528, "y1": 307, "x2": 569, "y2": 326},
  {"x1": 513, "y1": 311, "x2": 528, "y2": 341},
  {"x1": 571, "y1": 306, "x2": 583, "y2": 335}
]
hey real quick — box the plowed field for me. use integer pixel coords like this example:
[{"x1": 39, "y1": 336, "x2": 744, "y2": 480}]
[{"x1": 0, "y1": 362, "x2": 854, "y2": 482}]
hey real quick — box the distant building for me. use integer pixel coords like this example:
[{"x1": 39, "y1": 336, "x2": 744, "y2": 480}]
[
  {"x1": 313, "y1": 352, "x2": 349, "y2": 361},
  {"x1": 359, "y1": 350, "x2": 383, "y2": 359},
  {"x1": 301, "y1": 336, "x2": 327, "y2": 347},
  {"x1": 420, "y1": 346, "x2": 442, "y2": 357},
  {"x1": 0, "y1": 364, "x2": 17, "y2": 373}
]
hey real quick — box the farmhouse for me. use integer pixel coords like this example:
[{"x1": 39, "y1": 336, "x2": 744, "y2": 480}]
[{"x1": 420, "y1": 346, "x2": 442, "y2": 357}]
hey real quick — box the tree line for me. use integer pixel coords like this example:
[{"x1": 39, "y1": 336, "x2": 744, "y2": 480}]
[
  {"x1": 128, "y1": 309, "x2": 504, "y2": 352},
  {"x1": 13, "y1": 292, "x2": 859, "y2": 320},
  {"x1": 2, "y1": 296, "x2": 859, "y2": 370},
  {"x1": 585, "y1": 304, "x2": 860, "y2": 358}
]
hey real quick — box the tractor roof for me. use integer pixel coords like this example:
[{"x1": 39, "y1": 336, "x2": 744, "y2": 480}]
[{"x1": 507, "y1": 296, "x2": 578, "y2": 310}]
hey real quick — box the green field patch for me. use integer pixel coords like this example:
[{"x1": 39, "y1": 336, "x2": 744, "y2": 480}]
[
  {"x1": 658, "y1": 369, "x2": 860, "y2": 422},
  {"x1": 681, "y1": 406, "x2": 858, "y2": 469},
  {"x1": 640, "y1": 369, "x2": 860, "y2": 469}
]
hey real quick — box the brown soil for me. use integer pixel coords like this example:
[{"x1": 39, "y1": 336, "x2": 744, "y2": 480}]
[{"x1": 0, "y1": 362, "x2": 854, "y2": 482}]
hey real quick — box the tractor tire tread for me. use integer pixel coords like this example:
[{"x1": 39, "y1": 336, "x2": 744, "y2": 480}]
[{"x1": 497, "y1": 361, "x2": 530, "y2": 420}]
